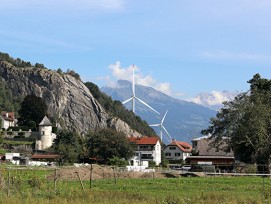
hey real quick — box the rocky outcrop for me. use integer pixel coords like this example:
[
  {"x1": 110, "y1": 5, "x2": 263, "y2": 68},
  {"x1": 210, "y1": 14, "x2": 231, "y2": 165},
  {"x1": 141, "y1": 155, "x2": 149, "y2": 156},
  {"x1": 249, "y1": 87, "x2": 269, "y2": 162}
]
[{"x1": 0, "y1": 61, "x2": 141, "y2": 136}]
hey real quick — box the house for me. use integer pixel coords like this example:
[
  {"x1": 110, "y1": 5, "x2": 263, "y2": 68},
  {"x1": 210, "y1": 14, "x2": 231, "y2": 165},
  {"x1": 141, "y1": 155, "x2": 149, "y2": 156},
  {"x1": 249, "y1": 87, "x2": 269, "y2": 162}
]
[
  {"x1": 5, "y1": 153, "x2": 20, "y2": 165},
  {"x1": 128, "y1": 136, "x2": 161, "y2": 167},
  {"x1": 30, "y1": 154, "x2": 59, "y2": 166},
  {"x1": 186, "y1": 135, "x2": 235, "y2": 169},
  {"x1": 1, "y1": 111, "x2": 16, "y2": 130},
  {"x1": 35, "y1": 116, "x2": 57, "y2": 150},
  {"x1": 163, "y1": 140, "x2": 192, "y2": 161}
]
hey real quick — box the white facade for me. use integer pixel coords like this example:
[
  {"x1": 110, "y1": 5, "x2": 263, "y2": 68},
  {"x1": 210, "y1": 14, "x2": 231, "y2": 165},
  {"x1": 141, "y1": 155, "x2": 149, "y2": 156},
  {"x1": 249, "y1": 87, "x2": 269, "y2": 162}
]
[
  {"x1": 36, "y1": 116, "x2": 56, "y2": 150},
  {"x1": 129, "y1": 137, "x2": 161, "y2": 167},
  {"x1": 164, "y1": 146, "x2": 190, "y2": 161},
  {"x1": 163, "y1": 140, "x2": 192, "y2": 161},
  {"x1": 1, "y1": 112, "x2": 16, "y2": 130}
]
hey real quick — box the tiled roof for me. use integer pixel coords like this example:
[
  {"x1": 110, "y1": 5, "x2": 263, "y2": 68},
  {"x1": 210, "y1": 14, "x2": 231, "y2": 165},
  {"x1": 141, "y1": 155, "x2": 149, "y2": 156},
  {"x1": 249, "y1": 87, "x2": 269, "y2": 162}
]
[
  {"x1": 1, "y1": 111, "x2": 15, "y2": 121},
  {"x1": 168, "y1": 140, "x2": 192, "y2": 153},
  {"x1": 31, "y1": 154, "x2": 59, "y2": 159},
  {"x1": 39, "y1": 116, "x2": 52, "y2": 126},
  {"x1": 129, "y1": 136, "x2": 160, "y2": 145}
]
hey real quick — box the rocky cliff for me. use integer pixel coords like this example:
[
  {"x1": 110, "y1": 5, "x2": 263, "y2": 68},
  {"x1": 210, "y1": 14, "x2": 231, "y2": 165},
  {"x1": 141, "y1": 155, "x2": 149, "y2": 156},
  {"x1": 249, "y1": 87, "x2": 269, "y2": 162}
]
[{"x1": 0, "y1": 61, "x2": 141, "y2": 137}]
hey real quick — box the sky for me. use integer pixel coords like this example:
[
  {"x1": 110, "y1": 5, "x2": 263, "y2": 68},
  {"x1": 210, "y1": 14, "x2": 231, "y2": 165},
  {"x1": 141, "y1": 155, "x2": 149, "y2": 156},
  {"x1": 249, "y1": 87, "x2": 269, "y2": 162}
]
[{"x1": 1, "y1": 0, "x2": 271, "y2": 109}]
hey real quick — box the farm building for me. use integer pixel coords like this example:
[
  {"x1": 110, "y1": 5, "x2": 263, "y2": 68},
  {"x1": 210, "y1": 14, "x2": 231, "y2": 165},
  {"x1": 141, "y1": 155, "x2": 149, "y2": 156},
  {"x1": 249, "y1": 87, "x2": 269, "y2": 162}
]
[{"x1": 163, "y1": 139, "x2": 192, "y2": 161}]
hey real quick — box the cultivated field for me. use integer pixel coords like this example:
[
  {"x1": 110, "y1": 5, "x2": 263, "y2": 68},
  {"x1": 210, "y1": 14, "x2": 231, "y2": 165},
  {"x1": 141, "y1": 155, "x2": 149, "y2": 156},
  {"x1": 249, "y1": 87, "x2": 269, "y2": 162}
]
[{"x1": 0, "y1": 165, "x2": 270, "y2": 204}]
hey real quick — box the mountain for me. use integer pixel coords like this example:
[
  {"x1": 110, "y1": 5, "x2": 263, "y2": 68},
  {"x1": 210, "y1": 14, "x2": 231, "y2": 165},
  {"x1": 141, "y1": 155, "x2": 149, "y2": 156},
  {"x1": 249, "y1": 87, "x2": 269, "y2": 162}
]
[
  {"x1": 0, "y1": 60, "x2": 146, "y2": 137},
  {"x1": 101, "y1": 80, "x2": 217, "y2": 143}
]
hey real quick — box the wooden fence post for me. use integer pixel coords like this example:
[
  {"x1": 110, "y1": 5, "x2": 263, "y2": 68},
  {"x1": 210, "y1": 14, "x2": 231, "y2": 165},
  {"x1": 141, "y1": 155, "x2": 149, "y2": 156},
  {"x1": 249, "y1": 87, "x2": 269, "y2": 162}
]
[
  {"x1": 76, "y1": 171, "x2": 85, "y2": 191},
  {"x1": 54, "y1": 168, "x2": 57, "y2": 192},
  {"x1": 90, "y1": 163, "x2": 93, "y2": 189},
  {"x1": 7, "y1": 169, "x2": 10, "y2": 197},
  {"x1": 113, "y1": 166, "x2": 117, "y2": 185}
]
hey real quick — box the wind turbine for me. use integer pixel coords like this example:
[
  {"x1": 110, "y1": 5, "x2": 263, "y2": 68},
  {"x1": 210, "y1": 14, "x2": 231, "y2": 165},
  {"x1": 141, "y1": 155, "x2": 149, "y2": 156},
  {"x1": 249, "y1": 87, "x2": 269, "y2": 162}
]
[
  {"x1": 122, "y1": 65, "x2": 160, "y2": 115},
  {"x1": 150, "y1": 110, "x2": 172, "y2": 142}
]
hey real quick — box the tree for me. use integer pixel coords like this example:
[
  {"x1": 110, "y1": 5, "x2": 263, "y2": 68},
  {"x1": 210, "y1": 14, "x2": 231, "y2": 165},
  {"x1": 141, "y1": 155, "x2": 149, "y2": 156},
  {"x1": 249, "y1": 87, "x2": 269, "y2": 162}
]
[
  {"x1": 18, "y1": 95, "x2": 48, "y2": 127},
  {"x1": 87, "y1": 129, "x2": 135, "y2": 164},
  {"x1": 50, "y1": 130, "x2": 85, "y2": 165},
  {"x1": 202, "y1": 74, "x2": 271, "y2": 166}
]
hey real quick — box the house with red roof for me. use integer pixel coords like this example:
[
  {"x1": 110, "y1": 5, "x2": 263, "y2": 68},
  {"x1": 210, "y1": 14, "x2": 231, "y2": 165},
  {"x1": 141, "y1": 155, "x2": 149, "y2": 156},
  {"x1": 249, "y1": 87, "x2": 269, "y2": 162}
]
[
  {"x1": 1, "y1": 111, "x2": 16, "y2": 130},
  {"x1": 163, "y1": 139, "x2": 192, "y2": 161},
  {"x1": 128, "y1": 136, "x2": 161, "y2": 166}
]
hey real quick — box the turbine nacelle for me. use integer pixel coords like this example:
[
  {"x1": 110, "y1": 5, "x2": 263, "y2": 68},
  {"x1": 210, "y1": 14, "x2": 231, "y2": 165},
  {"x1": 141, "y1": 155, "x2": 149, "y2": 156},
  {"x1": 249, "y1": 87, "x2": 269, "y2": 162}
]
[
  {"x1": 149, "y1": 110, "x2": 172, "y2": 142},
  {"x1": 122, "y1": 65, "x2": 160, "y2": 115}
]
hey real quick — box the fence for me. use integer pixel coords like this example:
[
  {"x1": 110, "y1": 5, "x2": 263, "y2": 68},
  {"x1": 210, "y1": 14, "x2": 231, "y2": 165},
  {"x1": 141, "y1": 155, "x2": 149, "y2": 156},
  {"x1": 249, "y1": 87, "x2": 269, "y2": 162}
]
[{"x1": 0, "y1": 164, "x2": 271, "y2": 203}]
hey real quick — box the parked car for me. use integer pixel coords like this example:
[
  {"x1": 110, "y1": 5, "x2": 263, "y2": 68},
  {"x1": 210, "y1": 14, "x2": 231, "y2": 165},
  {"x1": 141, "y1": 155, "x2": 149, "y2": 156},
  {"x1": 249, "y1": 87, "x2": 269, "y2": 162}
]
[{"x1": 180, "y1": 165, "x2": 191, "y2": 172}]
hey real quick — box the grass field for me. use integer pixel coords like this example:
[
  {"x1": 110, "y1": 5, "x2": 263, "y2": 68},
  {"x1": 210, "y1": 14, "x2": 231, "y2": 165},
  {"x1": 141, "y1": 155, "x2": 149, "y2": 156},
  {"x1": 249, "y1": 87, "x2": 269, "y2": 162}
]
[{"x1": 0, "y1": 167, "x2": 270, "y2": 204}]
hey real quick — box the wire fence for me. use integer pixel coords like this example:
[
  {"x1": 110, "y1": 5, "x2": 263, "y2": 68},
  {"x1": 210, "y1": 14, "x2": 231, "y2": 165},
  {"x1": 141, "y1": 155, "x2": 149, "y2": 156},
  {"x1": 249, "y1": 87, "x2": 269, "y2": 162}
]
[{"x1": 0, "y1": 164, "x2": 271, "y2": 203}]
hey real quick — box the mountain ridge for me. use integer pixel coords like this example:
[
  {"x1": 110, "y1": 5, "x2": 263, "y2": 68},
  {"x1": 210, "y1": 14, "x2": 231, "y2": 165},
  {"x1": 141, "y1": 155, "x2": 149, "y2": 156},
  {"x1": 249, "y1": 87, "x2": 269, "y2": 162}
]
[{"x1": 102, "y1": 80, "x2": 217, "y2": 143}]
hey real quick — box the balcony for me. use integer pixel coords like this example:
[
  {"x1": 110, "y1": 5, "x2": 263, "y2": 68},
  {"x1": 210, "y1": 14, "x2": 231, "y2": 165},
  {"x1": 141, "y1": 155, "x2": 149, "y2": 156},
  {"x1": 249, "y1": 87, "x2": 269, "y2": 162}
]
[{"x1": 141, "y1": 155, "x2": 154, "y2": 160}]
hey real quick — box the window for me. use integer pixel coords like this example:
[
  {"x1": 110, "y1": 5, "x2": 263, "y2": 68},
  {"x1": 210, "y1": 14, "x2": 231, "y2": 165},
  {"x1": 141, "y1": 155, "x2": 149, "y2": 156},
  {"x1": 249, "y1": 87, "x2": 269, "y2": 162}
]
[
  {"x1": 175, "y1": 153, "x2": 181, "y2": 156},
  {"x1": 165, "y1": 153, "x2": 171, "y2": 156},
  {"x1": 169, "y1": 146, "x2": 176, "y2": 150},
  {"x1": 42, "y1": 131, "x2": 45, "y2": 136}
]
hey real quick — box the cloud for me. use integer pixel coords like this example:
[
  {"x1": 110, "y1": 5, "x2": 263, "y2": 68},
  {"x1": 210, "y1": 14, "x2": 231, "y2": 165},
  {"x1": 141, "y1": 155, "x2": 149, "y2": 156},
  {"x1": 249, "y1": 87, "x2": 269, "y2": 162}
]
[
  {"x1": 200, "y1": 50, "x2": 271, "y2": 61},
  {"x1": 107, "y1": 61, "x2": 172, "y2": 95},
  {"x1": 0, "y1": 0, "x2": 125, "y2": 11},
  {"x1": 190, "y1": 90, "x2": 238, "y2": 110}
]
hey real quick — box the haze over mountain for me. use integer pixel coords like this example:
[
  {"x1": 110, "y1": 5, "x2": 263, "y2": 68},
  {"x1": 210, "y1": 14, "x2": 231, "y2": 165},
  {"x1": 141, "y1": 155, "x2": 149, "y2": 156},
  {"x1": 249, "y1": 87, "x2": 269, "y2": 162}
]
[{"x1": 102, "y1": 80, "x2": 217, "y2": 143}]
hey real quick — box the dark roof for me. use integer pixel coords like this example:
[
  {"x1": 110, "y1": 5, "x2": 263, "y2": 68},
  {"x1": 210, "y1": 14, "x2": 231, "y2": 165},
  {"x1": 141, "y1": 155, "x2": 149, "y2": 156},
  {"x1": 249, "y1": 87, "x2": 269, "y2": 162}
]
[
  {"x1": 39, "y1": 116, "x2": 52, "y2": 126},
  {"x1": 31, "y1": 154, "x2": 59, "y2": 159}
]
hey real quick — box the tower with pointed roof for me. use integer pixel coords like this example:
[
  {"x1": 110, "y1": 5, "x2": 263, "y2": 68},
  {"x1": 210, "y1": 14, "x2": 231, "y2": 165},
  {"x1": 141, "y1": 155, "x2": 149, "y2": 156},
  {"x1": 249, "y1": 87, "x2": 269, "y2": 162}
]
[{"x1": 36, "y1": 116, "x2": 54, "y2": 150}]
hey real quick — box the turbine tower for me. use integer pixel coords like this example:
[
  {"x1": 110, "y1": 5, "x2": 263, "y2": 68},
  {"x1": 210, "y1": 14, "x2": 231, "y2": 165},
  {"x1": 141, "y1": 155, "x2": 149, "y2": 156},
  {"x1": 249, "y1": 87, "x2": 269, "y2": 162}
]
[
  {"x1": 122, "y1": 65, "x2": 160, "y2": 115},
  {"x1": 150, "y1": 110, "x2": 172, "y2": 142}
]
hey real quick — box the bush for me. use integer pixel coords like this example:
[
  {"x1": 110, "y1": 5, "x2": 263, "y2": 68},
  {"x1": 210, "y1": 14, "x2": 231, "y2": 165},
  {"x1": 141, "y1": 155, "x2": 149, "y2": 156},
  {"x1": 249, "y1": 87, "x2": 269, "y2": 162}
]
[
  {"x1": 243, "y1": 164, "x2": 257, "y2": 174},
  {"x1": 149, "y1": 161, "x2": 156, "y2": 167},
  {"x1": 109, "y1": 157, "x2": 129, "y2": 166},
  {"x1": 8, "y1": 126, "x2": 28, "y2": 131}
]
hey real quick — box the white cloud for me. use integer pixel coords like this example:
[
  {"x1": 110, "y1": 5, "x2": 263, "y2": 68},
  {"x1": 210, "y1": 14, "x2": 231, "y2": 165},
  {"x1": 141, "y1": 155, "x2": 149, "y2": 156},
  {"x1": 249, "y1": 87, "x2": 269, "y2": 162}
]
[
  {"x1": 107, "y1": 61, "x2": 173, "y2": 95},
  {"x1": 190, "y1": 90, "x2": 238, "y2": 110},
  {"x1": 0, "y1": 0, "x2": 125, "y2": 11}
]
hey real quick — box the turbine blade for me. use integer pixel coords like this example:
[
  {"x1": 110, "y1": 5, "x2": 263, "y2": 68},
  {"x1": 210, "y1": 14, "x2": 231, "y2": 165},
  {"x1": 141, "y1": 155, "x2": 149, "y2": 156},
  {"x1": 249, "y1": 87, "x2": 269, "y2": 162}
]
[
  {"x1": 162, "y1": 125, "x2": 172, "y2": 140},
  {"x1": 122, "y1": 97, "x2": 133, "y2": 104},
  {"x1": 135, "y1": 97, "x2": 160, "y2": 115},
  {"x1": 132, "y1": 65, "x2": 135, "y2": 96},
  {"x1": 161, "y1": 110, "x2": 168, "y2": 124},
  {"x1": 149, "y1": 124, "x2": 160, "y2": 127}
]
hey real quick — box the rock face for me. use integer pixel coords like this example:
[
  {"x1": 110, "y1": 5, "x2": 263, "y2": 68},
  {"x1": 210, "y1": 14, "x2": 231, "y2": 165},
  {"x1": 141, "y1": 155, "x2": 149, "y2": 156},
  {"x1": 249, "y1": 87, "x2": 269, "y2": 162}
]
[{"x1": 0, "y1": 61, "x2": 140, "y2": 136}]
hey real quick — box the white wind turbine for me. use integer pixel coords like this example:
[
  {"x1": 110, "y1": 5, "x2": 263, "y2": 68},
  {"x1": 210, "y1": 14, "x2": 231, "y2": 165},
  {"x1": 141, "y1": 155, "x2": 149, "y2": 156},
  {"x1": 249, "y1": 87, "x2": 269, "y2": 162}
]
[
  {"x1": 150, "y1": 110, "x2": 172, "y2": 142},
  {"x1": 122, "y1": 65, "x2": 160, "y2": 115}
]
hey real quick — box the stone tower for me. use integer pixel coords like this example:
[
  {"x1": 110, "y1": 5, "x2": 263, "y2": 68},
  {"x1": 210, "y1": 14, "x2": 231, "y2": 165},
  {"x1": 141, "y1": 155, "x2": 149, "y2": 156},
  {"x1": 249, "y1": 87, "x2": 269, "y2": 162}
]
[{"x1": 36, "y1": 116, "x2": 53, "y2": 150}]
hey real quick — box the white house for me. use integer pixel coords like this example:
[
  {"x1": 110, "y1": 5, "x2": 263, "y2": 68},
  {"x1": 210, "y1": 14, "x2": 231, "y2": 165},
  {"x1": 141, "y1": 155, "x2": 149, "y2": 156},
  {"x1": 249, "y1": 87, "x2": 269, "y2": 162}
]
[
  {"x1": 5, "y1": 153, "x2": 20, "y2": 165},
  {"x1": 163, "y1": 140, "x2": 192, "y2": 161},
  {"x1": 128, "y1": 136, "x2": 161, "y2": 167},
  {"x1": 1, "y1": 111, "x2": 16, "y2": 130},
  {"x1": 35, "y1": 116, "x2": 56, "y2": 150}
]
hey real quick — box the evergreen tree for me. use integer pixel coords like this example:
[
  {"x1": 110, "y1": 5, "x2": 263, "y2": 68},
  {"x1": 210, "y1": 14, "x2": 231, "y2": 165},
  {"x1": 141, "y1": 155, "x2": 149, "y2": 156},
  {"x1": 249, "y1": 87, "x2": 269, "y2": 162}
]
[{"x1": 18, "y1": 95, "x2": 48, "y2": 127}]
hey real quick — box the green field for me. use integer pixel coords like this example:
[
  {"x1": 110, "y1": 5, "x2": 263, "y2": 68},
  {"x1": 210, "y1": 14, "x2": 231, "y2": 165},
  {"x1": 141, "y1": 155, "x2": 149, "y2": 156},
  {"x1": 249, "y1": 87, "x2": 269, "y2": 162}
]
[{"x1": 0, "y1": 167, "x2": 270, "y2": 204}]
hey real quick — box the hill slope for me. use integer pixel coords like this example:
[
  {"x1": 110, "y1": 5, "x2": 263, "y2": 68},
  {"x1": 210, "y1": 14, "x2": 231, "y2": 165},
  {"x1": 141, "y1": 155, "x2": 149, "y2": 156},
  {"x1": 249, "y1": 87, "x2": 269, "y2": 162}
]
[
  {"x1": 102, "y1": 80, "x2": 217, "y2": 143},
  {"x1": 0, "y1": 60, "x2": 154, "y2": 137}
]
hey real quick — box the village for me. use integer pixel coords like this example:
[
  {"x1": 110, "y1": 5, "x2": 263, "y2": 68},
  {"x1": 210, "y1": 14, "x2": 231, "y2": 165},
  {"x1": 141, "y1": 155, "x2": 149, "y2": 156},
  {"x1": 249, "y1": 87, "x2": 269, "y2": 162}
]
[{"x1": 0, "y1": 110, "x2": 235, "y2": 174}]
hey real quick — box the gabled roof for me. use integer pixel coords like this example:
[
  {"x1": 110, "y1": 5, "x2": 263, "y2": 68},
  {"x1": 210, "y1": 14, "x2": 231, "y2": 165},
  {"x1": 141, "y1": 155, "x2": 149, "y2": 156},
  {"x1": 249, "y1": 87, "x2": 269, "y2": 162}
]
[
  {"x1": 167, "y1": 140, "x2": 192, "y2": 153},
  {"x1": 39, "y1": 116, "x2": 52, "y2": 126},
  {"x1": 129, "y1": 136, "x2": 160, "y2": 145},
  {"x1": 1, "y1": 111, "x2": 15, "y2": 122}
]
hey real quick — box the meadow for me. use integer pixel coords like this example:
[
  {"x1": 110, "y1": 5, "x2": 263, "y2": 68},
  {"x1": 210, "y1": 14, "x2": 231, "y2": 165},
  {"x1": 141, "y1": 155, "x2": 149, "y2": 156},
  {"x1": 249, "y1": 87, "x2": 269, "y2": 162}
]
[{"x1": 0, "y1": 167, "x2": 270, "y2": 204}]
